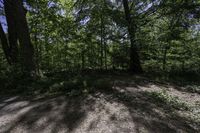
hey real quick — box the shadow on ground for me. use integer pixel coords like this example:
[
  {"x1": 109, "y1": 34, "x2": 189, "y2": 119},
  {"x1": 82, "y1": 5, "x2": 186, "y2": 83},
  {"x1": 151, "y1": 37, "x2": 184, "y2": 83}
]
[{"x1": 0, "y1": 75, "x2": 199, "y2": 133}]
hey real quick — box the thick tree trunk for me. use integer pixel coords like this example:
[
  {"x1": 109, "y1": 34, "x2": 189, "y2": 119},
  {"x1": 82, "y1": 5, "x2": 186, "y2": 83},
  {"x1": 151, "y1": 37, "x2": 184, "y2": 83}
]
[
  {"x1": 122, "y1": 0, "x2": 143, "y2": 73},
  {"x1": 0, "y1": 23, "x2": 11, "y2": 64},
  {"x1": 4, "y1": 0, "x2": 36, "y2": 74},
  {"x1": 4, "y1": 0, "x2": 19, "y2": 64},
  {"x1": 17, "y1": 0, "x2": 35, "y2": 73}
]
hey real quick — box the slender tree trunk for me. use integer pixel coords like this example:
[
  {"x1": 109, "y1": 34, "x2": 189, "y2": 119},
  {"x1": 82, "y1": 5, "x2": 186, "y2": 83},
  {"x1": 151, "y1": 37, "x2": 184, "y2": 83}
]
[
  {"x1": 34, "y1": 31, "x2": 40, "y2": 74},
  {"x1": 104, "y1": 41, "x2": 107, "y2": 70},
  {"x1": 122, "y1": 0, "x2": 143, "y2": 73},
  {"x1": 35, "y1": 0, "x2": 40, "y2": 74},
  {"x1": 100, "y1": 14, "x2": 104, "y2": 70},
  {"x1": 101, "y1": 0, "x2": 107, "y2": 70},
  {"x1": 81, "y1": 49, "x2": 85, "y2": 70},
  {"x1": 181, "y1": 60, "x2": 185, "y2": 72},
  {"x1": 0, "y1": 23, "x2": 11, "y2": 64},
  {"x1": 162, "y1": 46, "x2": 167, "y2": 71}
]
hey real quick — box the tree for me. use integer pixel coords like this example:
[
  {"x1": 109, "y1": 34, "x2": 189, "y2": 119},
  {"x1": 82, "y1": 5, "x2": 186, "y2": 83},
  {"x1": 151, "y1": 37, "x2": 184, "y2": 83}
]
[
  {"x1": 4, "y1": 0, "x2": 36, "y2": 74},
  {"x1": 0, "y1": 22, "x2": 10, "y2": 64},
  {"x1": 4, "y1": 0, "x2": 19, "y2": 64},
  {"x1": 1, "y1": 0, "x2": 199, "y2": 74},
  {"x1": 122, "y1": 0, "x2": 143, "y2": 73}
]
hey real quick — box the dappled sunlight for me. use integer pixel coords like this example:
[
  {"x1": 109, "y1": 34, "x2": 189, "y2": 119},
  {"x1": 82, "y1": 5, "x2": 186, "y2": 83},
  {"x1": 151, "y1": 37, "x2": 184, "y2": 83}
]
[
  {"x1": 0, "y1": 75, "x2": 200, "y2": 133},
  {"x1": 0, "y1": 96, "x2": 88, "y2": 133},
  {"x1": 0, "y1": 94, "x2": 137, "y2": 133}
]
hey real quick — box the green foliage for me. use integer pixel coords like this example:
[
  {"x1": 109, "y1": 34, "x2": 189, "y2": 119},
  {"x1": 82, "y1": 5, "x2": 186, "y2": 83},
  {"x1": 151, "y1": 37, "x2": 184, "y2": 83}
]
[
  {"x1": 18, "y1": 0, "x2": 198, "y2": 73},
  {"x1": 0, "y1": 0, "x2": 200, "y2": 91}
]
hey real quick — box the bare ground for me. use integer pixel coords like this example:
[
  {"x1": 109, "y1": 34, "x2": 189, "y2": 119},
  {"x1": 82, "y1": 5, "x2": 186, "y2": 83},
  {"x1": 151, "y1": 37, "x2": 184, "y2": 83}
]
[{"x1": 0, "y1": 76, "x2": 200, "y2": 133}]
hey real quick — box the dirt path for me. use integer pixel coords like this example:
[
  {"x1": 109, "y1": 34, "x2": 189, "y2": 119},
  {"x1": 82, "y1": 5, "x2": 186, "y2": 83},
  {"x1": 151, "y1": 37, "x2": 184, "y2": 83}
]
[{"x1": 0, "y1": 79, "x2": 200, "y2": 133}]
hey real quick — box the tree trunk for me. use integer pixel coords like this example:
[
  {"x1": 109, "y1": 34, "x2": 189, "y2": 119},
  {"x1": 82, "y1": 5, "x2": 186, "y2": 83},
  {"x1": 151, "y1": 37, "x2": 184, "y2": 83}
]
[
  {"x1": 122, "y1": 0, "x2": 143, "y2": 73},
  {"x1": 13, "y1": 0, "x2": 36, "y2": 74},
  {"x1": 4, "y1": 0, "x2": 36, "y2": 74},
  {"x1": 104, "y1": 41, "x2": 107, "y2": 70},
  {"x1": 34, "y1": 31, "x2": 40, "y2": 74},
  {"x1": 0, "y1": 23, "x2": 11, "y2": 64},
  {"x1": 4, "y1": 0, "x2": 19, "y2": 64},
  {"x1": 81, "y1": 49, "x2": 85, "y2": 70},
  {"x1": 162, "y1": 46, "x2": 167, "y2": 71},
  {"x1": 100, "y1": 13, "x2": 104, "y2": 70}
]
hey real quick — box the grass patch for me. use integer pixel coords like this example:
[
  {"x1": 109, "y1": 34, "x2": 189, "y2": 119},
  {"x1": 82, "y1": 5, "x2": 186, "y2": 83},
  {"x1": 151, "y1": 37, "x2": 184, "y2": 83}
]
[{"x1": 145, "y1": 90, "x2": 190, "y2": 111}]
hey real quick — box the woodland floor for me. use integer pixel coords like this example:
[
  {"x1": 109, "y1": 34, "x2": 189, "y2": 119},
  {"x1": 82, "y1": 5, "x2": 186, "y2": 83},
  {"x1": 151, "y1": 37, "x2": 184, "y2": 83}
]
[{"x1": 0, "y1": 74, "x2": 200, "y2": 133}]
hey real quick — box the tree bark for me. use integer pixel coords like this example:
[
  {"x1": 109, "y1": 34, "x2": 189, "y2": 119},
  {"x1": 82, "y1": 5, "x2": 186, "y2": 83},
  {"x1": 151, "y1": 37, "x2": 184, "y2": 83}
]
[
  {"x1": 162, "y1": 46, "x2": 167, "y2": 71},
  {"x1": 0, "y1": 23, "x2": 11, "y2": 64},
  {"x1": 4, "y1": 0, "x2": 36, "y2": 74},
  {"x1": 122, "y1": 0, "x2": 143, "y2": 73},
  {"x1": 100, "y1": 11, "x2": 104, "y2": 70},
  {"x1": 4, "y1": 0, "x2": 19, "y2": 64}
]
